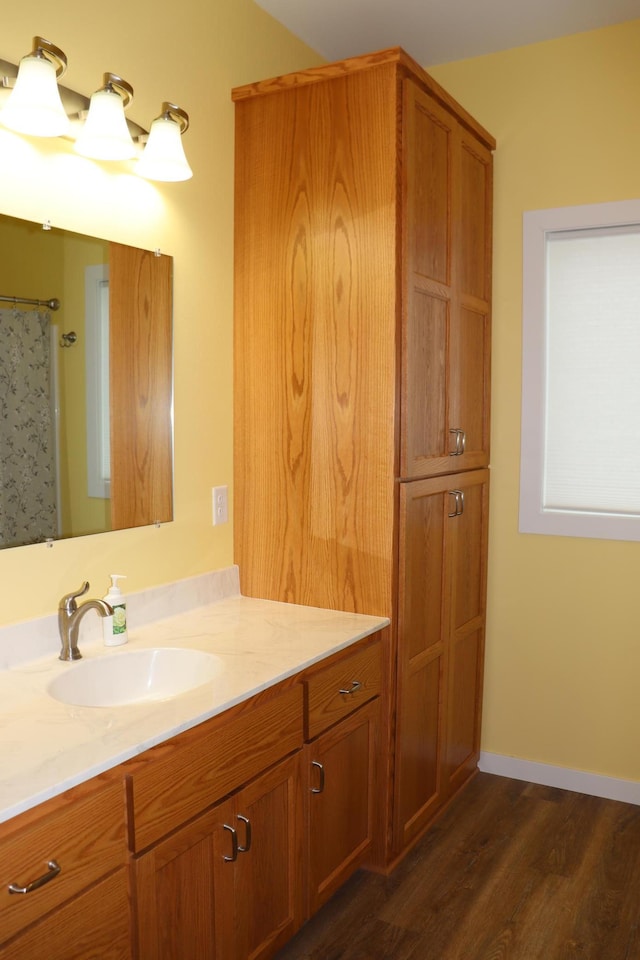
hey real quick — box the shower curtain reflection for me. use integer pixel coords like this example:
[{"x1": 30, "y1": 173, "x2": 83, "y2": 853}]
[{"x1": 0, "y1": 308, "x2": 57, "y2": 547}]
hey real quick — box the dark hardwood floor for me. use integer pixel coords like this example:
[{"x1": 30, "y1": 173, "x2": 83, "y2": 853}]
[{"x1": 276, "y1": 773, "x2": 640, "y2": 959}]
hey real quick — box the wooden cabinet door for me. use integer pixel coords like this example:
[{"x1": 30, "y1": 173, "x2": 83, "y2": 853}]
[
  {"x1": 306, "y1": 698, "x2": 379, "y2": 916},
  {"x1": 401, "y1": 80, "x2": 491, "y2": 479},
  {"x1": 394, "y1": 469, "x2": 489, "y2": 852},
  {"x1": 133, "y1": 797, "x2": 235, "y2": 960},
  {"x1": 394, "y1": 476, "x2": 447, "y2": 850},
  {"x1": 449, "y1": 129, "x2": 492, "y2": 473},
  {"x1": 442, "y1": 468, "x2": 489, "y2": 796},
  {"x1": 134, "y1": 752, "x2": 303, "y2": 960},
  {"x1": 233, "y1": 752, "x2": 304, "y2": 960}
]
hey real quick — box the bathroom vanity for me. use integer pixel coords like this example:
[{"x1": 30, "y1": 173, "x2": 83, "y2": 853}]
[{"x1": 0, "y1": 590, "x2": 387, "y2": 960}]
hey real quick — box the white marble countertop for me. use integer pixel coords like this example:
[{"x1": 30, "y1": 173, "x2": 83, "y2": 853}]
[{"x1": 0, "y1": 594, "x2": 388, "y2": 824}]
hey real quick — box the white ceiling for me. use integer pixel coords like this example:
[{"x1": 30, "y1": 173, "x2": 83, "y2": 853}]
[{"x1": 254, "y1": 0, "x2": 640, "y2": 66}]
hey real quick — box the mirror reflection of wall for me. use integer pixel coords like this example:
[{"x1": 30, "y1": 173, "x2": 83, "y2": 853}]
[{"x1": 0, "y1": 214, "x2": 173, "y2": 550}]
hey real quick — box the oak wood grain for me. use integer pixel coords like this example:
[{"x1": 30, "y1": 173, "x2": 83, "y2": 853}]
[
  {"x1": 0, "y1": 868, "x2": 131, "y2": 960},
  {"x1": 304, "y1": 639, "x2": 382, "y2": 740},
  {"x1": 231, "y1": 47, "x2": 496, "y2": 153},
  {"x1": 0, "y1": 776, "x2": 127, "y2": 945},
  {"x1": 128, "y1": 684, "x2": 303, "y2": 852},
  {"x1": 109, "y1": 243, "x2": 172, "y2": 530},
  {"x1": 306, "y1": 699, "x2": 380, "y2": 916},
  {"x1": 234, "y1": 64, "x2": 398, "y2": 616}
]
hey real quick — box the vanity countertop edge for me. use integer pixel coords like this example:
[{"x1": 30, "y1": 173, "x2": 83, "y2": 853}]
[{"x1": 0, "y1": 594, "x2": 389, "y2": 824}]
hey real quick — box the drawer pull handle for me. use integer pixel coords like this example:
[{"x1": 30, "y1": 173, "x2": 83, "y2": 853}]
[
  {"x1": 8, "y1": 859, "x2": 61, "y2": 895},
  {"x1": 339, "y1": 680, "x2": 362, "y2": 696},
  {"x1": 237, "y1": 814, "x2": 252, "y2": 853},
  {"x1": 223, "y1": 824, "x2": 238, "y2": 862},
  {"x1": 311, "y1": 760, "x2": 325, "y2": 794}
]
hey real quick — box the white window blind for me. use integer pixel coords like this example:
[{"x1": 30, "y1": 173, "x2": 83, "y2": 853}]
[{"x1": 520, "y1": 200, "x2": 640, "y2": 541}]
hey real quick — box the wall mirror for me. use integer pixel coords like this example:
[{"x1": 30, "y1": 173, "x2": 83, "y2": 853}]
[{"x1": 0, "y1": 213, "x2": 173, "y2": 549}]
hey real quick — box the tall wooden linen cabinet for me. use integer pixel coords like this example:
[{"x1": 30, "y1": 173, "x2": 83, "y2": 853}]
[{"x1": 233, "y1": 48, "x2": 494, "y2": 867}]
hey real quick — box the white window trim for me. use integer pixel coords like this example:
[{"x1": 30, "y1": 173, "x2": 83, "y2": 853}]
[
  {"x1": 85, "y1": 264, "x2": 110, "y2": 500},
  {"x1": 520, "y1": 198, "x2": 640, "y2": 542}
]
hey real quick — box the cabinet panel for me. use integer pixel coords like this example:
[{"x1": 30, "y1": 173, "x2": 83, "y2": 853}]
[
  {"x1": 457, "y1": 133, "x2": 493, "y2": 303},
  {"x1": 235, "y1": 65, "x2": 398, "y2": 616},
  {"x1": 446, "y1": 628, "x2": 482, "y2": 780},
  {"x1": 449, "y1": 305, "x2": 490, "y2": 471},
  {"x1": 403, "y1": 285, "x2": 450, "y2": 476},
  {"x1": 394, "y1": 651, "x2": 443, "y2": 849},
  {"x1": 306, "y1": 699, "x2": 379, "y2": 915},
  {"x1": 134, "y1": 799, "x2": 234, "y2": 960},
  {"x1": 401, "y1": 480, "x2": 445, "y2": 659},
  {"x1": 448, "y1": 476, "x2": 486, "y2": 630},
  {"x1": 406, "y1": 90, "x2": 453, "y2": 286},
  {"x1": 234, "y1": 752, "x2": 304, "y2": 960},
  {"x1": 0, "y1": 868, "x2": 131, "y2": 960}
]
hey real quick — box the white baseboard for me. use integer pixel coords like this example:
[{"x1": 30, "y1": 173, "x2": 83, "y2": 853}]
[{"x1": 479, "y1": 751, "x2": 640, "y2": 806}]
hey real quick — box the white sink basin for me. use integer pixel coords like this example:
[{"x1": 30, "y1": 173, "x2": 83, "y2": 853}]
[{"x1": 47, "y1": 648, "x2": 223, "y2": 707}]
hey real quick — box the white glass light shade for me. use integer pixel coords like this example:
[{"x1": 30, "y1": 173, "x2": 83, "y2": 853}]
[
  {"x1": 0, "y1": 54, "x2": 70, "y2": 137},
  {"x1": 137, "y1": 116, "x2": 193, "y2": 182},
  {"x1": 75, "y1": 88, "x2": 136, "y2": 160}
]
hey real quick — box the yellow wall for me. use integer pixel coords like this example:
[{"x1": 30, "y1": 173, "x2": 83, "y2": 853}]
[
  {"x1": 0, "y1": 1, "x2": 322, "y2": 622},
  {"x1": 429, "y1": 19, "x2": 640, "y2": 782}
]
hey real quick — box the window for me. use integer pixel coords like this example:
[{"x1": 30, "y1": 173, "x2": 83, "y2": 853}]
[{"x1": 520, "y1": 199, "x2": 640, "y2": 541}]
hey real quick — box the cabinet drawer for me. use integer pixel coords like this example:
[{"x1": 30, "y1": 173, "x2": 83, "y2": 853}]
[
  {"x1": 305, "y1": 640, "x2": 382, "y2": 740},
  {"x1": 0, "y1": 868, "x2": 131, "y2": 960},
  {"x1": 0, "y1": 778, "x2": 127, "y2": 945},
  {"x1": 128, "y1": 683, "x2": 303, "y2": 851}
]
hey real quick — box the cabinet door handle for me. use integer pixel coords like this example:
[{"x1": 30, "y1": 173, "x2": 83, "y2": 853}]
[
  {"x1": 311, "y1": 760, "x2": 325, "y2": 794},
  {"x1": 449, "y1": 428, "x2": 466, "y2": 456},
  {"x1": 338, "y1": 680, "x2": 362, "y2": 696},
  {"x1": 223, "y1": 824, "x2": 238, "y2": 862},
  {"x1": 8, "y1": 859, "x2": 61, "y2": 895},
  {"x1": 448, "y1": 490, "x2": 464, "y2": 517},
  {"x1": 236, "y1": 814, "x2": 252, "y2": 853}
]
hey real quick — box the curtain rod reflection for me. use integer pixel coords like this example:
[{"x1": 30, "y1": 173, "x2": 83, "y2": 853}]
[{"x1": 0, "y1": 294, "x2": 60, "y2": 311}]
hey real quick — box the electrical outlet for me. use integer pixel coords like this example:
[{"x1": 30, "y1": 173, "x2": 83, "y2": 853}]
[{"x1": 212, "y1": 485, "x2": 228, "y2": 525}]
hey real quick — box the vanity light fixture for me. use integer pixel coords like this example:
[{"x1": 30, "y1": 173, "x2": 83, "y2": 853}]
[
  {"x1": 0, "y1": 37, "x2": 194, "y2": 181},
  {"x1": 136, "y1": 102, "x2": 193, "y2": 182},
  {"x1": 74, "y1": 72, "x2": 136, "y2": 160},
  {"x1": 0, "y1": 36, "x2": 70, "y2": 137}
]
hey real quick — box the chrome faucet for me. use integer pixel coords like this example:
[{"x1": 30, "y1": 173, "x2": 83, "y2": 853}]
[{"x1": 58, "y1": 582, "x2": 113, "y2": 661}]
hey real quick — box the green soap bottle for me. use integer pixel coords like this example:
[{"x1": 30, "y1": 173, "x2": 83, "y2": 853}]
[{"x1": 103, "y1": 574, "x2": 128, "y2": 646}]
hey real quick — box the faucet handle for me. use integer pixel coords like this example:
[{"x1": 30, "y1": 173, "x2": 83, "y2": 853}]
[{"x1": 59, "y1": 581, "x2": 90, "y2": 612}]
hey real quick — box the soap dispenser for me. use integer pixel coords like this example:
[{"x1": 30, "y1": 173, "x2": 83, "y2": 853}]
[{"x1": 103, "y1": 574, "x2": 128, "y2": 646}]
